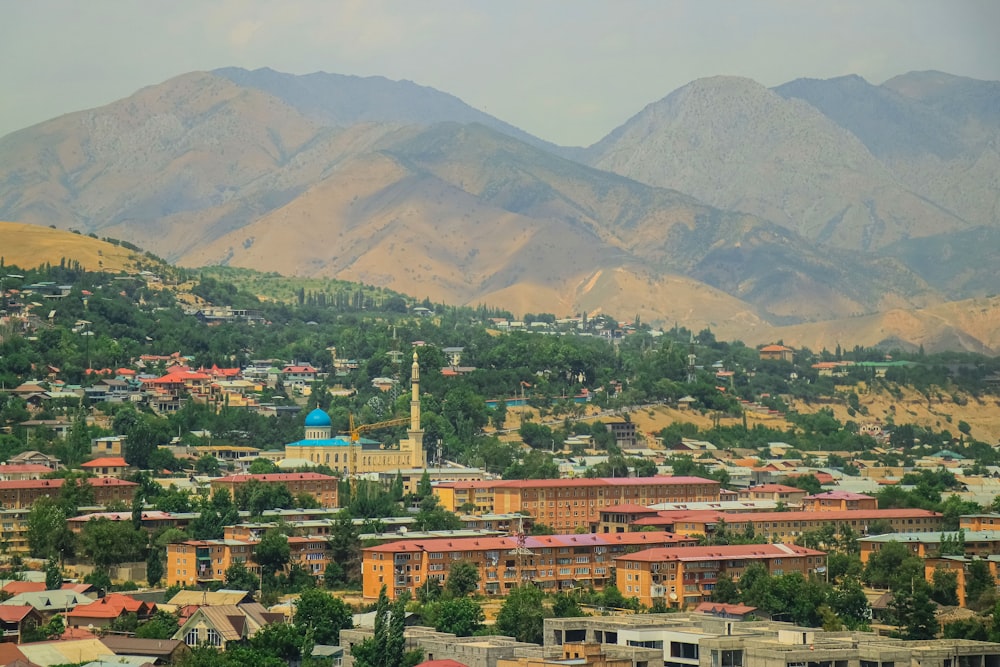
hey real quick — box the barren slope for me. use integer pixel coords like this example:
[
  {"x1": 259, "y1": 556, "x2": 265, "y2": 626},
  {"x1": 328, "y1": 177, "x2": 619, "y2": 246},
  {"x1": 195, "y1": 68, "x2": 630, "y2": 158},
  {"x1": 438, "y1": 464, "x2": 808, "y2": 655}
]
[
  {"x1": 0, "y1": 221, "x2": 147, "y2": 273},
  {"x1": 741, "y1": 296, "x2": 1000, "y2": 355},
  {"x1": 587, "y1": 76, "x2": 969, "y2": 251}
]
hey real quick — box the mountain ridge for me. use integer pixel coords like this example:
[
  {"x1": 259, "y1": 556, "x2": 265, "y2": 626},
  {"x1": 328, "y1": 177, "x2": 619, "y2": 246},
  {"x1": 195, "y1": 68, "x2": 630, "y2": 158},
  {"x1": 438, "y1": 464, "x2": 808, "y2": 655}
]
[{"x1": 1, "y1": 67, "x2": 997, "y2": 353}]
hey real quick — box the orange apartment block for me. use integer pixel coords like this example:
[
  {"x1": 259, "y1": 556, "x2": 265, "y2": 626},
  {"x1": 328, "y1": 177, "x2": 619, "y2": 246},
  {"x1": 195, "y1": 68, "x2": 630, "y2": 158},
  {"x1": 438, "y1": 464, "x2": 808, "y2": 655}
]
[
  {"x1": 166, "y1": 534, "x2": 330, "y2": 586},
  {"x1": 0, "y1": 477, "x2": 138, "y2": 509},
  {"x1": 489, "y1": 477, "x2": 720, "y2": 534},
  {"x1": 435, "y1": 481, "x2": 498, "y2": 513},
  {"x1": 803, "y1": 491, "x2": 878, "y2": 512},
  {"x1": 210, "y1": 472, "x2": 338, "y2": 508},
  {"x1": 859, "y1": 530, "x2": 1000, "y2": 564},
  {"x1": 644, "y1": 508, "x2": 943, "y2": 541},
  {"x1": 361, "y1": 531, "x2": 699, "y2": 601},
  {"x1": 615, "y1": 543, "x2": 826, "y2": 608},
  {"x1": 960, "y1": 515, "x2": 1000, "y2": 532},
  {"x1": 738, "y1": 484, "x2": 807, "y2": 506},
  {"x1": 81, "y1": 456, "x2": 130, "y2": 478}
]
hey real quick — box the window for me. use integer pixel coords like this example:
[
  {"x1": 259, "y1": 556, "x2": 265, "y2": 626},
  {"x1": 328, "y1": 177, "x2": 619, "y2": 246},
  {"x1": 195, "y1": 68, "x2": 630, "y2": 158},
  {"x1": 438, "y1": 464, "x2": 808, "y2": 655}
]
[
  {"x1": 207, "y1": 628, "x2": 222, "y2": 647},
  {"x1": 185, "y1": 629, "x2": 199, "y2": 645}
]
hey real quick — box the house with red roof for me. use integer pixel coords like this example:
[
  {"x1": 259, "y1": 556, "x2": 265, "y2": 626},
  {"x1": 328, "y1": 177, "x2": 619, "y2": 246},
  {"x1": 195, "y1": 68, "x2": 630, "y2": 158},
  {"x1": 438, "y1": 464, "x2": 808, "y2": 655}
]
[
  {"x1": 281, "y1": 364, "x2": 318, "y2": 386},
  {"x1": 0, "y1": 464, "x2": 52, "y2": 482},
  {"x1": 0, "y1": 605, "x2": 43, "y2": 642},
  {"x1": 758, "y1": 344, "x2": 794, "y2": 362},
  {"x1": 804, "y1": 490, "x2": 878, "y2": 512},
  {"x1": 64, "y1": 594, "x2": 154, "y2": 629},
  {"x1": 81, "y1": 457, "x2": 129, "y2": 479},
  {"x1": 738, "y1": 484, "x2": 807, "y2": 506}
]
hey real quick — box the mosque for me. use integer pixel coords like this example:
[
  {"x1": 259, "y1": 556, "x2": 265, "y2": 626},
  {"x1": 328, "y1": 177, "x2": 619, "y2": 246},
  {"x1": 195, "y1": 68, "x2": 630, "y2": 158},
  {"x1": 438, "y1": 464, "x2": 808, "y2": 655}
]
[{"x1": 283, "y1": 352, "x2": 425, "y2": 475}]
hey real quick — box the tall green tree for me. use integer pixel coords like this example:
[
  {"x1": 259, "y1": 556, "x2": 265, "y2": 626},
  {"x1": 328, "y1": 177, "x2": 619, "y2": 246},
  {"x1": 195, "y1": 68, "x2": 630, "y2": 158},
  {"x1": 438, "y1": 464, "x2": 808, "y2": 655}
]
[
  {"x1": 495, "y1": 585, "x2": 546, "y2": 644},
  {"x1": 711, "y1": 574, "x2": 740, "y2": 604},
  {"x1": 930, "y1": 568, "x2": 959, "y2": 606},
  {"x1": 965, "y1": 559, "x2": 995, "y2": 608},
  {"x1": 294, "y1": 588, "x2": 353, "y2": 645},
  {"x1": 424, "y1": 596, "x2": 484, "y2": 637},
  {"x1": 26, "y1": 497, "x2": 75, "y2": 562},
  {"x1": 45, "y1": 556, "x2": 62, "y2": 590},
  {"x1": 445, "y1": 561, "x2": 480, "y2": 598},
  {"x1": 225, "y1": 560, "x2": 260, "y2": 594},
  {"x1": 352, "y1": 587, "x2": 416, "y2": 667},
  {"x1": 79, "y1": 518, "x2": 147, "y2": 570},
  {"x1": 888, "y1": 579, "x2": 938, "y2": 640},
  {"x1": 255, "y1": 529, "x2": 291, "y2": 578}
]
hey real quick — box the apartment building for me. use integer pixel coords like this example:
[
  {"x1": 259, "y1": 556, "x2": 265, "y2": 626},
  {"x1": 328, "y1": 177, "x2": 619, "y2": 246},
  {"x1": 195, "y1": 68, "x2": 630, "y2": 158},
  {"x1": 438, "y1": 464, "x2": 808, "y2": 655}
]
[
  {"x1": 655, "y1": 509, "x2": 943, "y2": 541},
  {"x1": 436, "y1": 481, "x2": 498, "y2": 514},
  {"x1": 859, "y1": 530, "x2": 1000, "y2": 563},
  {"x1": 737, "y1": 485, "x2": 806, "y2": 506},
  {"x1": 545, "y1": 613, "x2": 1000, "y2": 667},
  {"x1": 437, "y1": 478, "x2": 719, "y2": 531},
  {"x1": 165, "y1": 534, "x2": 330, "y2": 586},
  {"x1": 210, "y1": 472, "x2": 339, "y2": 508},
  {"x1": 960, "y1": 514, "x2": 1000, "y2": 532},
  {"x1": 498, "y1": 477, "x2": 721, "y2": 534},
  {"x1": 803, "y1": 491, "x2": 878, "y2": 512},
  {"x1": 362, "y1": 531, "x2": 698, "y2": 601},
  {"x1": 614, "y1": 544, "x2": 826, "y2": 609},
  {"x1": 598, "y1": 503, "x2": 782, "y2": 535},
  {"x1": 0, "y1": 477, "x2": 137, "y2": 509}
]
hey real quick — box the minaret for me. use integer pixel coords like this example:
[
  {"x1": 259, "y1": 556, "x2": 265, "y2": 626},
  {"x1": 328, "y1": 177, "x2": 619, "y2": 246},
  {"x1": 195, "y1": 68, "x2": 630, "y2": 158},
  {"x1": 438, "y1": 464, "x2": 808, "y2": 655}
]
[{"x1": 406, "y1": 351, "x2": 425, "y2": 467}]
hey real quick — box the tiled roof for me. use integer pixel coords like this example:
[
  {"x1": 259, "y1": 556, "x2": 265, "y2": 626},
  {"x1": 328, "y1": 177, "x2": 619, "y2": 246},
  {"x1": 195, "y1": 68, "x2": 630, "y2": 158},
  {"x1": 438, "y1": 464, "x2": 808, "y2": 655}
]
[
  {"x1": 493, "y1": 476, "x2": 716, "y2": 489},
  {"x1": 213, "y1": 472, "x2": 336, "y2": 483},
  {"x1": 81, "y1": 457, "x2": 128, "y2": 467},
  {"x1": 694, "y1": 602, "x2": 757, "y2": 615},
  {"x1": 601, "y1": 503, "x2": 660, "y2": 513},
  {"x1": 0, "y1": 478, "x2": 137, "y2": 490},
  {"x1": 616, "y1": 543, "x2": 825, "y2": 562},
  {"x1": 365, "y1": 531, "x2": 694, "y2": 554},
  {"x1": 805, "y1": 491, "x2": 874, "y2": 500},
  {"x1": 0, "y1": 605, "x2": 36, "y2": 623},
  {"x1": 744, "y1": 484, "x2": 803, "y2": 493}
]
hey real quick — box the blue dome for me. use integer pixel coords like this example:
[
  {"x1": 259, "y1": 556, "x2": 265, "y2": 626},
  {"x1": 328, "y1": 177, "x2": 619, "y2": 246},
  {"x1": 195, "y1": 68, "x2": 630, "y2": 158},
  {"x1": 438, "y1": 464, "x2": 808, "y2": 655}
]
[{"x1": 304, "y1": 409, "x2": 332, "y2": 427}]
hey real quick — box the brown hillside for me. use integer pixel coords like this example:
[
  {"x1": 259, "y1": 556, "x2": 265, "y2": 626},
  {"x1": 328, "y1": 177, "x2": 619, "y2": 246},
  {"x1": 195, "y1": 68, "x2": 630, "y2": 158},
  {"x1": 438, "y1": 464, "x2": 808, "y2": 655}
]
[
  {"x1": 793, "y1": 384, "x2": 1000, "y2": 445},
  {"x1": 743, "y1": 296, "x2": 1000, "y2": 355},
  {"x1": 0, "y1": 221, "x2": 144, "y2": 272}
]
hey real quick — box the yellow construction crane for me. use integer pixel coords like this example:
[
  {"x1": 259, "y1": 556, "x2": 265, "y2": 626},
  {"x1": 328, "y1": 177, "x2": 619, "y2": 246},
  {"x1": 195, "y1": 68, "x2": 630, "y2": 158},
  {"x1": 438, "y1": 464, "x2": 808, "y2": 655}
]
[{"x1": 344, "y1": 414, "x2": 410, "y2": 495}]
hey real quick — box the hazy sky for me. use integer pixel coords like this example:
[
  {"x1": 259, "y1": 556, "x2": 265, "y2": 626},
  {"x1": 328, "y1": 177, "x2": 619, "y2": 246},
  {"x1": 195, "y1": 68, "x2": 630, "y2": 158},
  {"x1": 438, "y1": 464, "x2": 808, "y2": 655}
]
[{"x1": 2, "y1": 0, "x2": 999, "y2": 146}]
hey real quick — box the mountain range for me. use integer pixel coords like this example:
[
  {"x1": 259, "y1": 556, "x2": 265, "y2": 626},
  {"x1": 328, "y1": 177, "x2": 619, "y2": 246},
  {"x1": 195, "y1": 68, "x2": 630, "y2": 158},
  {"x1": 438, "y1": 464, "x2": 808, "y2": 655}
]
[{"x1": 0, "y1": 67, "x2": 997, "y2": 352}]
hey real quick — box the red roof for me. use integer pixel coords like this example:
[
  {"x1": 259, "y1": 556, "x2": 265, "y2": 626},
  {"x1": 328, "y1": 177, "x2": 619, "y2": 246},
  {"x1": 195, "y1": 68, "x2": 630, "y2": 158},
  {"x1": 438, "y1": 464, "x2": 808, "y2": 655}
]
[
  {"x1": 82, "y1": 457, "x2": 129, "y2": 468},
  {"x1": 365, "y1": 531, "x2": 696, "y2": 554},
  {"x1": 282, "y1": 365, "x2": 317, "y2": 373},
  {"x1": 694, "y1": 602, "x2": 757, "y2": 615},
  {"x1": 0, "y1": 478, "x2": 137, "y2": 490},
  {"x1": 805, "y1": 491, "x2": 875, "y2": 500},
  {"x1": 213, "y1": 472, "x2": 336, "y2": 483},
  {"x1": 1, "y1": 581, "x2": 45, "y2": 595},
  {"x1": 494, "y1": 476, "x2": 717, "y2": 490},
  {"x1": 760, "y1": 344, "x2": 793, "y2": 352},
  {"x1": 65, "y1": 593, "x2": 149, "y2": 620},
  {"x1": 0, "y1": 605, "x2": 37, "y2": 623},
  {"x1": 616, "y1": 543, "x2": 825, "y2": 563},
  {"x1": 0, "y1": 464, "x2": 53, "y2": 473},
  {"x1": 0, "y1": 643, "x2": 30, "y2": 666},
  {"x1": 715, "y1": 508, "x2": 939, "y2": 523},
  {"x1": 601, "y1": 503, "x2": 660, "y2": 514},
  {"x1": 744, "y1": 484, "x2": 803, "y2": 493},
  {"x1": 417, "y1": 661, "x2": 468, "y2": 667}
]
